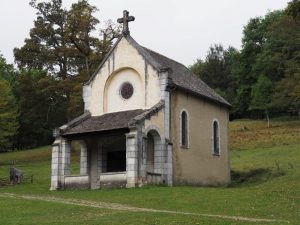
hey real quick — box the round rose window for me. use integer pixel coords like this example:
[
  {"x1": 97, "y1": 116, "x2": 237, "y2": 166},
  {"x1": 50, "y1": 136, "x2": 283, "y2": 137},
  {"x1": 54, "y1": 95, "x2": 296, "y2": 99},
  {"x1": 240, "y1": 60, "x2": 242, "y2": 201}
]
[{"x1": 120, "y1": 82, "x2": 134, "y2": 99}]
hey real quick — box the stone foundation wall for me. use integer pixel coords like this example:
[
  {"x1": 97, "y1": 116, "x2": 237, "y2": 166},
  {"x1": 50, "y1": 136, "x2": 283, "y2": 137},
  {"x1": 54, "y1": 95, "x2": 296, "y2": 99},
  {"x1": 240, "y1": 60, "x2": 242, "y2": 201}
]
[
  {"x1": 64, "y1": 175, "x2": 90, "y2": 189},
  {"x1": 100, "y1": 172, "x2": 127, "y2": 188}
]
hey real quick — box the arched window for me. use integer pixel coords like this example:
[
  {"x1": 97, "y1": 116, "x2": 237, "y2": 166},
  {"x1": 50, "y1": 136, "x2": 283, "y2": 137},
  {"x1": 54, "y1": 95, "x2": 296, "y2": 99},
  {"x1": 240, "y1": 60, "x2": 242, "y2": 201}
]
[
  {"x1": 181, "y1": 110, "x2": 189, "y2": 147},
  {"x1": 213, "y1": 120, "x2": 220, "y2": 155}
]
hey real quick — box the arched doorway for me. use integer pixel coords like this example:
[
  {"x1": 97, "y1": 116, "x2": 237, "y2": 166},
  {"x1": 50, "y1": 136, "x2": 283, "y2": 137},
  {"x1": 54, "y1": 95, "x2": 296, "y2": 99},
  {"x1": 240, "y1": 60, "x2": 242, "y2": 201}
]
[
  {"x1": 146, "y1": 129, "x2": 163, "y2": 184},
  {"x1": 146, "y1": 133, "x2": 155, "y2": 173}
]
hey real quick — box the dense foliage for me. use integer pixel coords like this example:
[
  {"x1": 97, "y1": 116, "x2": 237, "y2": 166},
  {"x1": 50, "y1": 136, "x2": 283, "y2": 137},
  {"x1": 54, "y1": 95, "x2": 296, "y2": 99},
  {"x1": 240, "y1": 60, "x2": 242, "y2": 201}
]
[
  {"x1": 0, "y1": 77, "x2": 18, "y2": 150},
  {"x1": 191, "y1": 0, "x2": 300, "y2": 119}
]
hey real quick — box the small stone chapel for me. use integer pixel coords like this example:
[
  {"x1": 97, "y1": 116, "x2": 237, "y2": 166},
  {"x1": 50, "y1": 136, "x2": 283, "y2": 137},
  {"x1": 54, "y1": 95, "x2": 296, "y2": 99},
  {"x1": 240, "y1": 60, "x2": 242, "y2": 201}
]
[{"x1": 50, "y1": 10, "x2": 231, "y2": 190}]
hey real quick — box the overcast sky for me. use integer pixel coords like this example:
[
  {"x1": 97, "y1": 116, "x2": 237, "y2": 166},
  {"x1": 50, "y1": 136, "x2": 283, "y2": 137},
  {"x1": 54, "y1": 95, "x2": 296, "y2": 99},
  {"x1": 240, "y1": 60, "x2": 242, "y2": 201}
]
[{"x1": 0, "y1": 0, "x2": 289, "y2": 66}]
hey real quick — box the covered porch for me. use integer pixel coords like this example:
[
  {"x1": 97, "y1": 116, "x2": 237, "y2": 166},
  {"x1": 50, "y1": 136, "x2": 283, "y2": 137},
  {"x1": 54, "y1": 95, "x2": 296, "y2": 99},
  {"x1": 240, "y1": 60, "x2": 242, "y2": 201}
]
[{"x1": 50, "y1": 107, "x2": 172, "y2": 190}]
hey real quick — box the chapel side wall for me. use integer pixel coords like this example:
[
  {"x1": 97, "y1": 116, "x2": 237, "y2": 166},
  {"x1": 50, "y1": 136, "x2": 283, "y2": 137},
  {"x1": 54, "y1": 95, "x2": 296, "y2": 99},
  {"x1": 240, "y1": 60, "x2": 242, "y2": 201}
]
[
  {"x1": 171, "y1": 91, "x2": 230, "y2": 186},
  {"x1": 85, "y1": 38, "x2": 161, "y2": 116},
  {"x1": 143, "y1": 109, "x2": 165, "y2": 138}
]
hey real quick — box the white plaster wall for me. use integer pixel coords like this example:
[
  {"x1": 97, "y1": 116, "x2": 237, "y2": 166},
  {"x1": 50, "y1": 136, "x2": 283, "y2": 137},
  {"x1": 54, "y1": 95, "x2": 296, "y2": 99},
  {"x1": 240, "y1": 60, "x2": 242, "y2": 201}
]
[
  {"x1": 86, "y1": 37, "x2": 161, "y2": 116},
  {"x1": 104, "y1": 68, "x2": 144, "y2": 113},
  {"x1": 147, "y1": 68, "x2": 160, "y2": 106}
]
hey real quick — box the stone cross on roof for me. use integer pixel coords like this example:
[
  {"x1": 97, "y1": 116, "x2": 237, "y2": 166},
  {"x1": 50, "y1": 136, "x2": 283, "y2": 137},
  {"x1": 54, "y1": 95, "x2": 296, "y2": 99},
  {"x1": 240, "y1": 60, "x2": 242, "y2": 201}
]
[{"x1": 117, "y1": 10, "x2": 135, "y2": 35}]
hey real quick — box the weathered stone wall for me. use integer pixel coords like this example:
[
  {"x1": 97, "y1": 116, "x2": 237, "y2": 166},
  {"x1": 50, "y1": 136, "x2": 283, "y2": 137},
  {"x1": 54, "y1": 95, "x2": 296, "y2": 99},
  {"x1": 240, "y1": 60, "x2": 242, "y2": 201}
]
[{"x1": 171, "y1": 90, "x2": 230, "y2": 186}]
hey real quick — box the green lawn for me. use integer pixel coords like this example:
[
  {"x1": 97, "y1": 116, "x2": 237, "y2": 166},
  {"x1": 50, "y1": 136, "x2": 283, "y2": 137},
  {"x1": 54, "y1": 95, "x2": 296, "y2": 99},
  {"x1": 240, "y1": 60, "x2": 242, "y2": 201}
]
[{"x1": 0, "y1": 118, "x2": 299, "y2": 224}]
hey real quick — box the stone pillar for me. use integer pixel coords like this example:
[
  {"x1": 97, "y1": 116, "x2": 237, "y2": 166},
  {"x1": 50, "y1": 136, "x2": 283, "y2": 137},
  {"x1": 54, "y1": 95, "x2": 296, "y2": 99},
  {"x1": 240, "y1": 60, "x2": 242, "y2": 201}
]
[
  {"x1": 60, "y1": 138, "x2": 71, "y2": 189},
  {"x1": 50, "y1": 138, "x2": 61, "y2": 191},
  {"x1": 139, "y1": 135, "x2": 147, "y2": 184},
  {"x1": 50, "y1": 137, "x2": 71, "y2": 190},
  {"x1": 159, "y1": 72, "x2": 170, "y2": 139},
  {"x1": 90, "y1": 140, "x2": 100, "y2": 189},
  {"x1": 159, "y1": 71, "x2": 172, "y2": 185},
  {"x1": 80, "y1": 140, "x2": 88, "y2": 175},
  {"x1": 126, "y1": 131, "x2": 138, "y2": 188},
  {"x1": 166, "y1": 143, "x2": 173, "y2": 186}
]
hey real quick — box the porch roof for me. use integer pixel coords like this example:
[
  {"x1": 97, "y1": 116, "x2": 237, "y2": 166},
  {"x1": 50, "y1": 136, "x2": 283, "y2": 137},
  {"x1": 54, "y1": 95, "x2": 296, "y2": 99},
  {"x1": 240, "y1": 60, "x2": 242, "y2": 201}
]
[{"x1": 61, "y1": 109, "x2": 146, "y2": 136}]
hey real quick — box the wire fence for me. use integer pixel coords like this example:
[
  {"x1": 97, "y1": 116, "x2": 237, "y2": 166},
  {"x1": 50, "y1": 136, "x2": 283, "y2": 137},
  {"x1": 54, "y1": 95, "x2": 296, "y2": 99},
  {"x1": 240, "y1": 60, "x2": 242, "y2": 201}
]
[
  {"x1": 0, "y1": 175, "x2": 34, "y2": 187},
  {"x1": 0, "y1": 164, "x2": 34, "y2": 187}
]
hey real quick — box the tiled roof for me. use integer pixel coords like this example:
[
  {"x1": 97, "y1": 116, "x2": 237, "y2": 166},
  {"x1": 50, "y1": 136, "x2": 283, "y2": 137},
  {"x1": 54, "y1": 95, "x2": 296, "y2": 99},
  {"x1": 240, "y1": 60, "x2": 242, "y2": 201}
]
[
  {"x1": 62, "y1": 109, "x2": 146, "y2": 136},
  {"x1": 139, "y1": 46, "x2": 230, "y2": 107}
]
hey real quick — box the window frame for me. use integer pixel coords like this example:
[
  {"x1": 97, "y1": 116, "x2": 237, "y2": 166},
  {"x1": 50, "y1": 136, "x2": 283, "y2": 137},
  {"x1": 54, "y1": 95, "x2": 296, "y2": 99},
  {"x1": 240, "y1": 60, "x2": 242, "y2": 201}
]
[
  {"x1": 212, "y1": 119, "x2": 221, "y2": 156},
  {"x1": 180, "y1": 109, "x2": 189, "y2": 148}
]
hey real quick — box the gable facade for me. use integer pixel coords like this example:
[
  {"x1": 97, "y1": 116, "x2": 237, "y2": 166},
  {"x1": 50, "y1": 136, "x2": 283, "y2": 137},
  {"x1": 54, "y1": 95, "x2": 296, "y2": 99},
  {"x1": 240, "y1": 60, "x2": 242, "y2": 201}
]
[{"x1": 83, "y1": 37, "x2": 162, "y2": 116}]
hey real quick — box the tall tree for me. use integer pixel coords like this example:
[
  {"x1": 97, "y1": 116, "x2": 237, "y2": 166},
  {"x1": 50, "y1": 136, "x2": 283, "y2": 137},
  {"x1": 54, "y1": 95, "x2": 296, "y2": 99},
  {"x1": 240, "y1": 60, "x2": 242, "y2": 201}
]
[
  {"x1": 14, "y1": 0, "x2": 120, "y2": 120},
  {"x1": 269, "y1": 0, "x2": 300, "y2": 115},
  {"x1": 0, "y1": 78, "x2": 19, "y2": 151},
  {"x1": 17, "y1": 70, "x2": 67, "y2": 148},
  {"x1": 233, "y1": 17, "x2": 268, "y2": 117},
  {"x1": 190, "y1": 44, "x2": 238, "y2": 104},
  {"x1": 14, "y1": 0, "x2": 119, "y2": 80},
  {"x1": 66, "y1": 1, "x2": 119, "y2": 79},
  {"x1": 250, "y1": 75, "x2": 273, "y2": 126},
  {"x1": 14, "y1": 0, "x2": 69, "y2": 78},
  {"x1": 233, "y1": 10, "x2": 288, "y2": 117},
  {"x1": 0, "y1": 55, "x2": 19, "y2": 96}
]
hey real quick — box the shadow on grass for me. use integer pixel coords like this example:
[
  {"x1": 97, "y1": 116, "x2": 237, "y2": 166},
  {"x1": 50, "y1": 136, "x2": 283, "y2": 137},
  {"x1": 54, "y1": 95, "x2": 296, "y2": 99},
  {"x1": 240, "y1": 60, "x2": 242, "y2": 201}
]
[{"x1": 230, "y1": 168, "x2": 285, "y2": 187}]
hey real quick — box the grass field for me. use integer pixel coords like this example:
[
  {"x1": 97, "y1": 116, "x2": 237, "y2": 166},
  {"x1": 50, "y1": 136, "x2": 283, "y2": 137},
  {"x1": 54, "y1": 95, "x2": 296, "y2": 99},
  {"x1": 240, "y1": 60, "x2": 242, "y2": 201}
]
[{"x1": 0, "y1": 118, "x2": 299, "y2": 224}]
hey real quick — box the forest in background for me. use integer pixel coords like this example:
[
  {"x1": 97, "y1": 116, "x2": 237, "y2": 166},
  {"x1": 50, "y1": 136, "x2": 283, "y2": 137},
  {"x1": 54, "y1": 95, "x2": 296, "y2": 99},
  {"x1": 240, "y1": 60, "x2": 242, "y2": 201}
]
[
  {"x1": 190, "y1": 0, "x2": 300, "y2": 119},
  {"x1": 0, "y1": 0, "x2": 299, "y2": 151}
]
